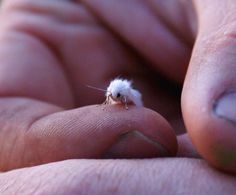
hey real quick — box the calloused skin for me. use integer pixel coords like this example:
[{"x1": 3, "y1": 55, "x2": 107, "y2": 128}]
[{"x1": 0, "y1": 0, "x2": 235, "y2": 194}]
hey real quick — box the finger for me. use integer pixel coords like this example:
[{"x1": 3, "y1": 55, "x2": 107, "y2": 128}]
[
  {"x1": 1, "y1": 159, "x2": 236, "y2": 194},
  {"x1": 1, "y1": 0, "x2": 162, "y2": 108},
  {"x1": 182, "y1": 0, "x2": 236, "y2": 173},
  {"x1": 0, "y1": 98, "x2": 177, "y2": 171},
  {"x1": 177, "y1": 134, "x2": 200, "y2": 158},
  {"x1": 0, "y1": 0, "x2": 75, "y2": 108},
  {"x1": 79, "y1": 0, "x2": 192, "y2": 83}
]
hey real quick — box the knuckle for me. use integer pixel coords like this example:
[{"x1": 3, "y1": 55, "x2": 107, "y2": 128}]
[
  {"x1": 200, "y1": 24, "x2": 236, "y2": 56},
  {"x1": 2, "y1": 0, "x2": 32, "y2": 12}
]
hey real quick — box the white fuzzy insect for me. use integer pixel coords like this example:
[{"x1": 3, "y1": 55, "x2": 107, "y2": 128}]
[
  {"x1": 104, "y1": 78, "x2": 143, "y2": 109},
  {"x1": 87, "y1": 78, "x2": 143, "y2": 109}
]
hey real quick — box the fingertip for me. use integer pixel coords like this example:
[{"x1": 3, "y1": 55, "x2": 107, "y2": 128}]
[
  {"x1": 98, "y1": 104, "x2": 178, "y2": 157},
  {"x1": 181, "y1": 2, "x2": 236, "y2": 171},
  {"x1": 182, "y1": 85, "x2": 236, "y2": 173},
  {"x1": 27, "y1": 104, "x2": 178, "y2": 168}
]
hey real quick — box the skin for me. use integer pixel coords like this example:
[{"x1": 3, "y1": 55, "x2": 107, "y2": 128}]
[{"x1": 0, "y1": 0, "x2": 235, "y2": 194}]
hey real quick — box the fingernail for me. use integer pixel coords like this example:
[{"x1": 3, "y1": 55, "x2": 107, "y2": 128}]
[
  {"x1": 214, "y1": 91, "x2": 236, "y2": 123},
  {"x1": 103, "y1": 131, "x2": 169, "y2": 158}
]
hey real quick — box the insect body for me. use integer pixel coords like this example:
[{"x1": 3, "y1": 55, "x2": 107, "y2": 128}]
[{"x1": 104, "y1": 79, "x2": 143, "y2": 109}]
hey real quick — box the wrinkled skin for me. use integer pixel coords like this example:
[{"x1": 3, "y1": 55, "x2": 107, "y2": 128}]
[{"x1": 0, "y1": 0, "x2": 236, "y2": 194}]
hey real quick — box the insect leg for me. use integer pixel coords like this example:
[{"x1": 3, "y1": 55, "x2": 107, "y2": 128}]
[
  {"x1": 102, "y1": 99, "x2": 108, "y2": 105},
  {"x1": 101, "y1": 95, "x2": 109, "y2": 110},
  {"x1": 102, "y1": 94, "x2": 111, "y2": 107},
  {"x1": 123, "y1": 96, "x2": 129, "y2": 110}
]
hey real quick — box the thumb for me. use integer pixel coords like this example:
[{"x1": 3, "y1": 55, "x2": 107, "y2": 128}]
[{"x1": 182, "y1": 0, "x2": 236, "y2": 173}]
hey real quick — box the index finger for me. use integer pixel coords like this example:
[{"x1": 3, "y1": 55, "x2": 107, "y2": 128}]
[{"x1": 0, "y1": 97, "x2": 177, "y2": 171}]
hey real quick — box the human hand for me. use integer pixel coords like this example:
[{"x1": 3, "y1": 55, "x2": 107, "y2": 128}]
[
  {"x1": 0, "y1": 0, "x2": 179, "y2": 171},
  {"x1": 0, "y1": 159, "x2": 235, "y2": 194},
  {"x1": 0, "y1": 0, "x2": 235, "y2": 194}
]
